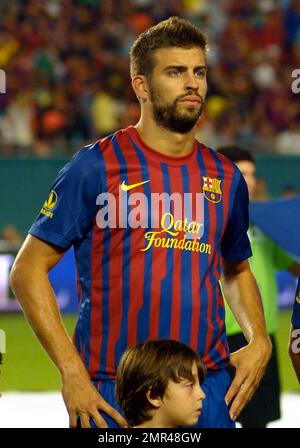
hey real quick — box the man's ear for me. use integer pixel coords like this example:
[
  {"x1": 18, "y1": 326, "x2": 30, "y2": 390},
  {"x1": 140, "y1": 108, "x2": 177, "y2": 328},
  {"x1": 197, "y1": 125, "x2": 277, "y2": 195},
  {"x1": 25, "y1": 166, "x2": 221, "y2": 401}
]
[
  {"x1": 146, "y1": 389, "x2": 163, "y2": 409},
  {"x1": 131, "y1": 75, "x2": 149, "y2": 102}
]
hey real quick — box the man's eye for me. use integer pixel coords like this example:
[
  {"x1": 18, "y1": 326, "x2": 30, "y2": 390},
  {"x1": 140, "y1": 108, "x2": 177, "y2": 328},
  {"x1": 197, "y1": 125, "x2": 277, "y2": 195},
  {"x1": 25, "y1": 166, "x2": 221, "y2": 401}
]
[
  {"x1": 169, "y1": 69, "x2": 181, "y2": 76},
  {"x1": 195, "y1": 70, "x2": 206, "y2": 78}
]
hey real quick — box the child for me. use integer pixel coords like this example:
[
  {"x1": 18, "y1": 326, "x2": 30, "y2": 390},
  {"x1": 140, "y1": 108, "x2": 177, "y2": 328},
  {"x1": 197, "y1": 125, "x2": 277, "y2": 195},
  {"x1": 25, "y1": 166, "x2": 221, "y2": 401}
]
[{"x1": 115, "y1": 339, "x2": 206, "y2": 428}]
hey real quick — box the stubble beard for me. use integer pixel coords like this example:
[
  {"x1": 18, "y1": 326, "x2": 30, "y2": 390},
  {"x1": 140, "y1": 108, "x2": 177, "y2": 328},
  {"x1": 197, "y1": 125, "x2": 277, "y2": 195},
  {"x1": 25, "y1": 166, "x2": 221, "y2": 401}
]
[{"x1": 149, "y1": 85, "x2": 204, "y2": 134}]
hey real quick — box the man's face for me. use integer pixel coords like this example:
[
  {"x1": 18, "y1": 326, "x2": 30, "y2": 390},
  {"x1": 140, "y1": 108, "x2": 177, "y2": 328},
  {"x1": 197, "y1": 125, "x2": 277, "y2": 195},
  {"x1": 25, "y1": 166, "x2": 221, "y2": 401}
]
[
  {"x1": 147, "y1": 47, "x2": 207, "y2": 133},
  {"x1": 236, "y1": 161, "x2": 257, "y2": 200}
]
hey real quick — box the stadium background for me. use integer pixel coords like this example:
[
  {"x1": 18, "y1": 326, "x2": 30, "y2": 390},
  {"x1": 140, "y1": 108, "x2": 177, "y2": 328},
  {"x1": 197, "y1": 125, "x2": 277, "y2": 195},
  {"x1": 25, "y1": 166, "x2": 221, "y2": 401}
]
[{"x1": 0, "y1": 0, "x2": 300, "y2": 426}]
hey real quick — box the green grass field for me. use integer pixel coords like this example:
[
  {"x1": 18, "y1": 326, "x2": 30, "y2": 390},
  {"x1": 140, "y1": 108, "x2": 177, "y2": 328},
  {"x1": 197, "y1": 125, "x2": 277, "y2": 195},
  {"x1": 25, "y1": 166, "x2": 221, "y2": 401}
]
[{"x1": 0, "y1": 311, "x2": 299, "y2": 392}]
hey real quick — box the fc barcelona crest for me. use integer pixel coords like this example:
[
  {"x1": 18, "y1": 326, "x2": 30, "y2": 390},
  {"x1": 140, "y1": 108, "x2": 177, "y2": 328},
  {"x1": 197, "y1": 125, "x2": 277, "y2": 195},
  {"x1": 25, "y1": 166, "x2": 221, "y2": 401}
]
[{"x1": 202, "y1": 176, "x2": 222, "y2": 203}]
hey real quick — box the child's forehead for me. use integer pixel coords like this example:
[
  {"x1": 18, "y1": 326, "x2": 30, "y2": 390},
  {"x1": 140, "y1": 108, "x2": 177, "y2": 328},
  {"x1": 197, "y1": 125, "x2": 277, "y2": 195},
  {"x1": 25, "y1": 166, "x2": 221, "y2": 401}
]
[{"x1": 171, "y1": 364, "x2": 200, "y2": 382}]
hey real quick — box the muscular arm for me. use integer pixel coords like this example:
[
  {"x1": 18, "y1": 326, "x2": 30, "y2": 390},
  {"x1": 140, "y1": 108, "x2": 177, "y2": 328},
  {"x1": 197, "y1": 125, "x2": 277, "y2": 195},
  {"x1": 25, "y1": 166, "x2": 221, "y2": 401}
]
[
  {"x1": 10, "y1": 235, "x2": 81, "y2": 374},
  {"x1": 222, "y1": 259, "x2": 267, "y2": 342},
  {"x1": 10, "y1": 235, "x2": 127, "y2": 428},
  {"x1": 221, "y1": 258, "x2": 272, "y2": 420}
]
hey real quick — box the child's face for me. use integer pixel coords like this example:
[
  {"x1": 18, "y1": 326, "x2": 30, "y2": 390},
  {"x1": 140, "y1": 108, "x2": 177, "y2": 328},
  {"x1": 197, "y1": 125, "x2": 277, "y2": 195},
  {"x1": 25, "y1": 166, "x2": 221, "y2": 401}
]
[{"x1": 159, "y1": 362, "x2": 206, "y2": 427}]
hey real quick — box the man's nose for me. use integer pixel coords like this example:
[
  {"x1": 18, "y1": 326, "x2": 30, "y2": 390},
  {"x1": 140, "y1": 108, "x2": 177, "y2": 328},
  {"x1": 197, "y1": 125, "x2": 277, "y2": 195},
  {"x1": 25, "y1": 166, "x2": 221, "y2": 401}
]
[{"x1": 184, "y1": 72, "x2": 199, "y2": 90}]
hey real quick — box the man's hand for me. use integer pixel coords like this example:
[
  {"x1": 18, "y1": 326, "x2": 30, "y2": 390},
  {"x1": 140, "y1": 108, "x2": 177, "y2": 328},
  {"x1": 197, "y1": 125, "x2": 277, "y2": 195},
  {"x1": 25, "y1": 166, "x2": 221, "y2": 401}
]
[
  {"x1": 225, "y1": 337, "x2": 272, "y2": 421},
  {"x1": 62, "y1": 366, "x2": 128, "y2": 428},
  {"x1": 10, "y1": 236, "x2": 128, "y2": 429},
  {"x1": 288, "y1": 327, "x2": 300, "y2": 385}
]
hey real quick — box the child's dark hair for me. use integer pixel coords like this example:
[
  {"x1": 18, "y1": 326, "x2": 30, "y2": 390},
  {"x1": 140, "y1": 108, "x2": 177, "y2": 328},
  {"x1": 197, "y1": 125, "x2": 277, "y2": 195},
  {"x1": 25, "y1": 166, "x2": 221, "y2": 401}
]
[
  {"x1": 217, "y1": 145, "x2": 255, "y2": 164},
  {"x1": 115, "y1": 339, "x2": 206, "y2": 427}
]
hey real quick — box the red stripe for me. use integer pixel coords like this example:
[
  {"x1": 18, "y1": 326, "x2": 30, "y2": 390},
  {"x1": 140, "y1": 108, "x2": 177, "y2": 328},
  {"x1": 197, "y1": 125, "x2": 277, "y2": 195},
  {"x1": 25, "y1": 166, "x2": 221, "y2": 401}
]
[
  {"x1": 122, "y1": 133, "x2": 148, "y2": 347},
  {"x1": 102, "y1": 135, "x2": 125, "y2": 374},
  {"x1": 187, "y1": 162, "x2": 202, "y2": 350},
  {"x1": 147, "y1": 162, "x2": 167, "y2": 340},
  {"x1": 200, "y1": 145, "x2": 224, "y2": 366},
  {"x1": 169, "y1": 166, "x2": 182, "y2": 340}
]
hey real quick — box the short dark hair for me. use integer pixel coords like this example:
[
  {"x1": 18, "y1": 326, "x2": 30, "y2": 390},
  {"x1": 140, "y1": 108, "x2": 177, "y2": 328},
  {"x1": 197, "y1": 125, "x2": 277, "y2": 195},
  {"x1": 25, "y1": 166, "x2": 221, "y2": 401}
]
[
  {"x1": 115, "y1": 339, "x2": 206, "y2": 427},
  {"x1": 217, "y1": 145, "x2": 255, "y2": 164},
  {"x1": 130, "y1": 16, "x2": 208, "y2": 79}
]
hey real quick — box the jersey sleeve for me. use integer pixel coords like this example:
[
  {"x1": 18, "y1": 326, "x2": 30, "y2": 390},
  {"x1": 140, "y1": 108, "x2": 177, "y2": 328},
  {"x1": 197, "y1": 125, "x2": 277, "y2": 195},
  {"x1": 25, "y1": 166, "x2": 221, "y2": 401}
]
[
  {"x1": 221, "y1": 171, "x2": 252, "y2": 261},
  {"x1": 29, "y1": 143, "x2": 103, "y2": 250}
]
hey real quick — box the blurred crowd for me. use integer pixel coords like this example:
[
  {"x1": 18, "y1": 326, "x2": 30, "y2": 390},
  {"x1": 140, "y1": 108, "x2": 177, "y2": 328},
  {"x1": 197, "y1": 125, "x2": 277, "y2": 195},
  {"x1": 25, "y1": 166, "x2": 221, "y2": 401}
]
[{"x1": 1, "y1": 0, "x2": 300, "y2": 156}]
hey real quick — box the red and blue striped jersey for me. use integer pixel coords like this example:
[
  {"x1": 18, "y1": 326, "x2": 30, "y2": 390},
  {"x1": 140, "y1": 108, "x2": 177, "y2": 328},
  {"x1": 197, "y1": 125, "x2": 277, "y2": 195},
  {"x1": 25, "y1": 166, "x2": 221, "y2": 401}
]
[{"x1": 29, "y1": 125, "x2": 251, "y2": 380}]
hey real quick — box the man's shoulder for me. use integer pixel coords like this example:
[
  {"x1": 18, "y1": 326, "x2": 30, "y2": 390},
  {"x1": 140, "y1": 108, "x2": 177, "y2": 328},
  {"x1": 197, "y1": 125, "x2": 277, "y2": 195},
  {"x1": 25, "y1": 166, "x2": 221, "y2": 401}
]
[
  {"x1": 196, "y1": 140, "x2": 240, "y2": 175},
  {"x1": 80, "y1": 127, "x2": 130, "y2": 158},
  {"x1": 97, "y1": 128, "x2": 129, "y2": 151},
  {"x1": 69, "y1": 128, "x2": 126, "y2": 170}
]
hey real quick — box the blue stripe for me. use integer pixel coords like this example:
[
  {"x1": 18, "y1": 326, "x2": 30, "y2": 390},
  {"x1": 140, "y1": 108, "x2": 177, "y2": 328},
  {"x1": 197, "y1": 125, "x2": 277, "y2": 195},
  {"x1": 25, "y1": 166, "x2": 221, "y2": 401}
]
[
  {"x1": 74, "y1": 142, "x2": 106, "y2": 371},
  {"x1": 129, "y1": 138, "x2": 153, "y2": 341},
  {"x1": 158, "y1": 163, "x2": 174, "y2": 338},
  {"x1": 196, "y1": 147, "x2": 209, "y2": 355},
  {"x1": 179, "y1": 165, "x2": 193, "y2": 343},
  {"x1": 207, "y1": 150, "x2": 226, "y2": 363},
  {"x1": 211, "y1": 151, "x2": 230, "y2": 362},
  {"x1": 112, "y1": 136, "x2": 131, "y2": 366},
  {"x1": 74, "y1": 325, "x2": 82, "y2": 353},
  {"x1": 82, "y1": 233, "x2": 93, "y2": 368},
  {"x1": 96, "y1": 148, "x2": 111, "y2": 375}
]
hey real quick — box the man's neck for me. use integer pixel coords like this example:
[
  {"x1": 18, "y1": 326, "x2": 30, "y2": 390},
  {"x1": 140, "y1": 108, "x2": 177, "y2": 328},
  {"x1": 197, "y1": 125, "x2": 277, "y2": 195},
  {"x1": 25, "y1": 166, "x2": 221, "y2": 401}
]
[{"x1": 135, "y1": 116, "x2": 197, "y2": 158}]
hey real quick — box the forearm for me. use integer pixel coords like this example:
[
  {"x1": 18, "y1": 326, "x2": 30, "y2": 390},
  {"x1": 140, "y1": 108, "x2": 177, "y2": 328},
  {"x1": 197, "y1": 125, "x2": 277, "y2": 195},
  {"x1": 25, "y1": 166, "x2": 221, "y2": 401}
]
[
  {"x1": 10, "y1": 261, "x2": 86, "y2": 378},
  {"x1": 222, "y1": 260, "x2": 271, "y2": 419},
  {"x1": 221, "y1": 261, "x2": 269, "y2": 343}
]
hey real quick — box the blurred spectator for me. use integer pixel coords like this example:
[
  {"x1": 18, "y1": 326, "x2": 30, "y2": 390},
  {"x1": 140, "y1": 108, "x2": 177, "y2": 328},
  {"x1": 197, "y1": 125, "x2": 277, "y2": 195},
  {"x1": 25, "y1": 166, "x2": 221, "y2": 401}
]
[
  {"x1": 253, "y1": 176, "x2": 270, "y2": 201},
  {"x1": 281, "y1": 184, "x2": 299, "y2": 197},
  {"x1": 90, "y1": 87, "x2": 122, "y2": 136},
  {"x1": 276, "y1": 120, "x2": 300, "y2": 154},
  {"x1": 0, "y1": 224, "x2": 23, "y2": 252},
  {"x1": 1, "y1": 0, "x2": 300, "y2": 155},
  {"x1": 1, "y1": 225, "x2": 22, "y2": 243}
]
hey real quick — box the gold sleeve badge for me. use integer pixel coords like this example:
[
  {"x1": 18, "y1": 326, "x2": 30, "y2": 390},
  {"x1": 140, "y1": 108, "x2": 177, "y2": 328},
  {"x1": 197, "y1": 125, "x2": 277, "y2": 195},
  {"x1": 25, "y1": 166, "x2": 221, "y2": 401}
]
[{"x1": 40, "y1": 190, "x2": 58, "y2": 218}]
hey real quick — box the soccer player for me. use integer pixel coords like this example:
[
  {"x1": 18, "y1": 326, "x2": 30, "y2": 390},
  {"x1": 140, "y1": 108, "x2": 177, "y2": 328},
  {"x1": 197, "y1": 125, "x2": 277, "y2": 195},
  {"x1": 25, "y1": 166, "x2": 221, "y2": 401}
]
[
  {"x1": 10, "y1": 17, "x2": 271, "y2": 428},
  {"x1": 289, "y1": 278, "x2": 300, "y2": 384},
  {"x1": 115, "y1": 339, "x2": 206, "y2": 428},
  {"x1": 218, "y1": 145, "x2": 300, "y2": 427}
]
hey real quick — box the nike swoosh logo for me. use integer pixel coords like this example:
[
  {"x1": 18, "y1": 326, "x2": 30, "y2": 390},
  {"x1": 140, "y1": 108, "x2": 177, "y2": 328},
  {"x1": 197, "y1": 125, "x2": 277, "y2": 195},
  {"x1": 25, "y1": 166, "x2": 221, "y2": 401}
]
[{"x1": 121, "y1": 180, "x2": 150, "y2": 191}]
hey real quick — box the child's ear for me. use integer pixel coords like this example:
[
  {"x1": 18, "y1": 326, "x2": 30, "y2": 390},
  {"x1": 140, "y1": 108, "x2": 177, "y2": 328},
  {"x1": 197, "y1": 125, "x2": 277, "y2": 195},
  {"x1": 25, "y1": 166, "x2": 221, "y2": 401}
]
[{"x1": 146, "y1": 389, "x2": 163, "y2": 409}]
